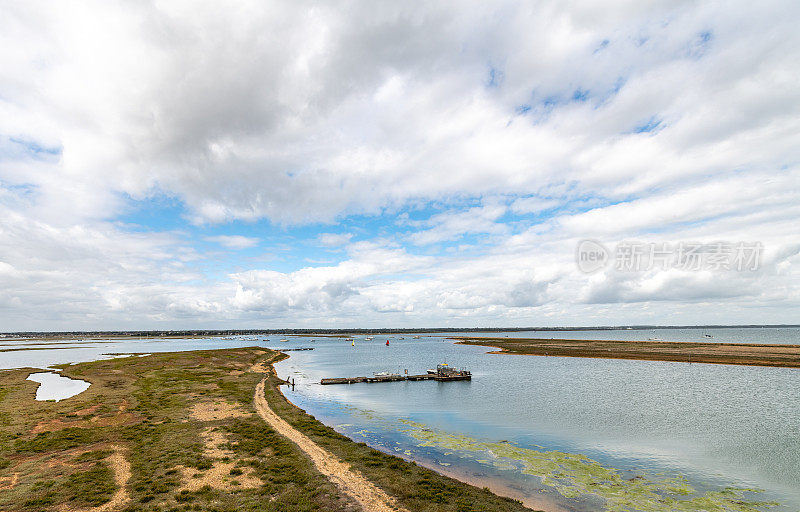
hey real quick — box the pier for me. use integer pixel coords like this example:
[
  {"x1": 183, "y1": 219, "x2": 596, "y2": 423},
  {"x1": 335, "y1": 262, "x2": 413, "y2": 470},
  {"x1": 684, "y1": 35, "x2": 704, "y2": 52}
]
[{"x1": 320, "y1": 364, "x2": 471, "y2": 385}]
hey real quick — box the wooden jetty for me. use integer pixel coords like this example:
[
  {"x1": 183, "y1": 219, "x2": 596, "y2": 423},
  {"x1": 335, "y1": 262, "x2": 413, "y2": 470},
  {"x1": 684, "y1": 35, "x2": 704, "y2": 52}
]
[{"x1": 321, "y1": 364, "x2": 471, "y2": 385}]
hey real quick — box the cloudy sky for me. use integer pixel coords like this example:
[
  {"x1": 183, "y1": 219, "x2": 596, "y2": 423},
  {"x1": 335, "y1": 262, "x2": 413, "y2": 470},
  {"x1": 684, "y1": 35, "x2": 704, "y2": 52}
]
[{"x1": 1, "y1": 0, "x2": 799, "y2": 331}]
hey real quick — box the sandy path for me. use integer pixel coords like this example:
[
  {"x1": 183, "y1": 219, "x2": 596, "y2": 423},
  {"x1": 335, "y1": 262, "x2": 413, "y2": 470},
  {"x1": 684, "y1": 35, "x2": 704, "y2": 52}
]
[
  {"x1": 69, "y1": 446, "x2": 131, "y2": 512},
  {"x1": 0, "y1": 472, "x2": 19, "y2": 490},
  {"x1": 254, "y1": 379, "x2": 406, "y2": 512}
]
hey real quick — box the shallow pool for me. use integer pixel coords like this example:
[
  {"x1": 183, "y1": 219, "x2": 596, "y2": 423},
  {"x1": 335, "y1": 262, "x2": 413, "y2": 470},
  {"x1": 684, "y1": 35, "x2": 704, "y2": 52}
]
[{"x1": 27, "y1": 372, "x2": 91, "y2": 401}]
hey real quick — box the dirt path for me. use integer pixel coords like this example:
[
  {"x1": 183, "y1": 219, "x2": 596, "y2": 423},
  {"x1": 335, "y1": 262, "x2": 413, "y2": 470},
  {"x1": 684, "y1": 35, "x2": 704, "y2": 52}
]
[
  {"x1": 254, "y1": 379, "x2": 406, "y2": 512},
  {"x1": 70, "y1": 446, "x2": 131, "y2": 512},
  {"x1": 0, "y1": 472, "x2": 19, "y2": 490}
]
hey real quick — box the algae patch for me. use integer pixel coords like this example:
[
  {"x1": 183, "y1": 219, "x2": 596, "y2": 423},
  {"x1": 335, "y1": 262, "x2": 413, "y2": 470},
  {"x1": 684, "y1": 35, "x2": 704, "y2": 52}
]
[{"x1": 398, "y1": 420, "x2": 778, "y2": 512}]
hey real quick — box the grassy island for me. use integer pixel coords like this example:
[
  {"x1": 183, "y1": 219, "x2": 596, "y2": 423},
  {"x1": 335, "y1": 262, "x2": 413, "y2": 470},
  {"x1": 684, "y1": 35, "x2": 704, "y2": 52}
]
[{"x1": 453, "y1": 337, "x2": 800, "y2": 368}]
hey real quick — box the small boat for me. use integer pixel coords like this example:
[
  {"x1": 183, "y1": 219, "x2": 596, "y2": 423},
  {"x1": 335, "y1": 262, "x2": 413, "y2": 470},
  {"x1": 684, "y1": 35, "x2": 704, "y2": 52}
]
[
  {"x1": 647, "y1": 337, "x2": 662, "y2": 341},
  {"x1": 704, "y1": 334, "x2": 713, "y2": 338},
  {"x1": 427, "y1": 363, "x2": 471, "y2": 379},
  {"x1": 279, "y1": 339, "x2": 288, "y2": 342},
  {"x1": 412, "y1": 335, "x2": 421, "y2": 339}
]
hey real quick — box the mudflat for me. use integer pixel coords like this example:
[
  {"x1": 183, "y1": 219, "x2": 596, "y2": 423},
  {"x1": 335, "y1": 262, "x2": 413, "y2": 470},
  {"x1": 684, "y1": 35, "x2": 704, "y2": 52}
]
[{"x1": 453, "y1": 337, "x2": 800, "y2": 368}]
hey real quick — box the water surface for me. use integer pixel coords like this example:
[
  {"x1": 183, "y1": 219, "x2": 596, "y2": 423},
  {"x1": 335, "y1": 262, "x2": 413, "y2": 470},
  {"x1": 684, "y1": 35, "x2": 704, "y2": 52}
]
[
  {"x1": 26, "y1": 372, "x2": 90, "y2": 401},
  {"x1": 273, "y1": 328, "x2": 800, "y2": 511},
  {"x1": 2, "y1": 328, "x2": 798, "y2": 510}
]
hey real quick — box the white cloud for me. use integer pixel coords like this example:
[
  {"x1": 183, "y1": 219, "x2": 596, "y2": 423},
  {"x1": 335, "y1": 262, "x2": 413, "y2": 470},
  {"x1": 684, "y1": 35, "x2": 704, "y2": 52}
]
[
  {"x1": 318, "y1": 232, "x2": 353, "y2": 247},
  {"x1": 3, "y1": 0, "x2": 797, "y2": 226},
  {"x1": 204, "y1": 235, "x2": 259, "y2": 250},
  {"x1": 407, "y1": 202, "x2": 508, "y2": 245},
  {"x1": 1, "y1": 0, "x2": 799, "y2": 329},
  {"x1": 510, "y1": 197, "x2": 560, "y2": 215}
]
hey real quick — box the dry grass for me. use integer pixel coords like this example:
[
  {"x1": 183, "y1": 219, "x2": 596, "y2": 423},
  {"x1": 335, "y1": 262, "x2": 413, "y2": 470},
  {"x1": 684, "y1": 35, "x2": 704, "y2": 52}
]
[
  {"x1": 190, "y1": 400, "x2": 252, "y2": 421},
  {"x1": 0, "y1": 472, "x2": 19, "y2": 490},
  {"x1": 31, "y1": 412, "x2": 140, "y2": 436},
  {"x1": 173, "y1": 428, "x2": 260, "y2": 492}
]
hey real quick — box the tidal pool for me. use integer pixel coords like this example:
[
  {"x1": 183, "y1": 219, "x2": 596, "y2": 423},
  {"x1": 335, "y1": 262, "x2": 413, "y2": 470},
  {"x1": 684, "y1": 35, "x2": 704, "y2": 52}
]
[{"x1": 26, "y1": 372, "x2": 90, "y2": 401}]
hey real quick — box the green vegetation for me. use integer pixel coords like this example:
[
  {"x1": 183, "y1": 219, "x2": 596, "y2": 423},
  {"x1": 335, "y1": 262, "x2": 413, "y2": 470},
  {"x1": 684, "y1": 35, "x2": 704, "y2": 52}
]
[
  {"x1": 15, "y1": 427, "x2": 100, "y2": 453},
  {"x1": 64, "y1": 461, "x2": 117, "y2": 506},
  {"x1": 0, "y1": 349, "x2": 351, "y2": 512},
  {"x1": 18, "y1": 458, "x2": 117, "y2": 508},
  {"x1": 0, "y1": 347, "x2": 537, "y2": 512},
  {"x1": 398, "y1": 420, "x2": 778, "y2": 512}
]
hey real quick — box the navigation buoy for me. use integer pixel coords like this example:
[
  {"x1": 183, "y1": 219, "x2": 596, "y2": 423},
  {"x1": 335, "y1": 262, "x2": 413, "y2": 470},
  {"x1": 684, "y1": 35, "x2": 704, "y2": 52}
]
[
  {"x1": 386, "y1": 340, "x2": 390, "y2": 346},
  {"x1": 351, "y1": 340, "x2": 355, "y2": 346}
]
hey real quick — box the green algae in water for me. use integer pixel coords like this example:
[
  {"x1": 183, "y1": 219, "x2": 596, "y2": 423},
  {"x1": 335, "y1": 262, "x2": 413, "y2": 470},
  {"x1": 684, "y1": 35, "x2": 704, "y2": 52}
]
[{"x1": 398, "y1": 420, "x2": 779, "y2": 512}]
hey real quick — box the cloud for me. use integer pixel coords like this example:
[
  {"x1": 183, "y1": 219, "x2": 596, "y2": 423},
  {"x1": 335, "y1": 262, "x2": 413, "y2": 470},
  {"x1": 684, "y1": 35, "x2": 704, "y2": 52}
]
[
  {"x1": 318, "y1": 232, "x2": 353, "y2": 247},
  {"x1": 407, "y1": 202, "x2": 508, "y2": 245},
  {"x1": 204, "y1": 235, "x2": 259, "y2": 250},
  {"x1": 0, "y1": 0, "x2": 799, "y2": 329},
  {"x1": 510, "y1": 197, "x2": 560, "y2": 215},
  {"x1": 3, "y1": 0, "x2": 797, "y2": 226}
]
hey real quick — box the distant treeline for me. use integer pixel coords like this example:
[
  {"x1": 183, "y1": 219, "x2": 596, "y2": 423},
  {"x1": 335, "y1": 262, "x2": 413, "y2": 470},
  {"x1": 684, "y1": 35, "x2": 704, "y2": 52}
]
[{"x1": 2, "y1": 324, "x2": 798, "y2": 337}]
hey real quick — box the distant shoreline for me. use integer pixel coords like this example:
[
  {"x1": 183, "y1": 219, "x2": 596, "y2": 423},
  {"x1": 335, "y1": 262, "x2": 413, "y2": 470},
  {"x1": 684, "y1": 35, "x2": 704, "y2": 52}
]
[
  {"x1": 3, "y1": 324, "x2": 799, "y2": 339},
  {"x1": 453, "y1": 337, "x2": 800, "y2": 368}
]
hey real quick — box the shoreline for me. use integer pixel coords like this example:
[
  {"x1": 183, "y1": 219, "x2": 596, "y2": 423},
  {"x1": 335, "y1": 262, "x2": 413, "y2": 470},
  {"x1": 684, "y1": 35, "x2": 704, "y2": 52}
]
[
  {"x1": 452, "y1": 337, "x2": 800, "y2": 368},
  {"x1": 271, "y1": 354, "x2": 567, "y2": 512},
  {"x1": 262, "y1": 351, "x2": 541, "y2": 511},
  {"x1": 0, "y1": 347, "x2": 539, "y2": 512},
  {"x1": 394, "y1": 453, "x2": 569, "y2": 512},
  {"x1": 269, "y1": 349, "x2": 790, "y2": 512}
]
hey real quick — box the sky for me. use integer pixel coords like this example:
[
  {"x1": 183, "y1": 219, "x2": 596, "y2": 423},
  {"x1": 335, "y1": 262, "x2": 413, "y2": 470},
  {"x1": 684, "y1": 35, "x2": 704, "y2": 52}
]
[{"x1": 1, "y1": 0, "x2": 799, "y2": 331}]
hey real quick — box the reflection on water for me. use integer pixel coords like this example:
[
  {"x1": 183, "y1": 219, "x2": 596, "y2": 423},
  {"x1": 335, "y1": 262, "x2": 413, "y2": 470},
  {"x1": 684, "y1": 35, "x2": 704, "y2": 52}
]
[
  {"x1": 3, "y1": 328, "x2": 799, "y2": 510},
  {"x1": 274, "y1": 328, "x2": 800, "y2": 511},
  {"x1": 27, "y1": 372, "x2": 90, "y2": 401}
]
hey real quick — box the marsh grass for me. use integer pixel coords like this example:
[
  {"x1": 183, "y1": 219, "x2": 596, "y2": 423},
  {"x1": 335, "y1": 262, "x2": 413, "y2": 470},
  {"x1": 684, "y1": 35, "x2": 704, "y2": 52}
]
[{"x1": 0, "y1": 347, "x2": 536, "y2": 512}]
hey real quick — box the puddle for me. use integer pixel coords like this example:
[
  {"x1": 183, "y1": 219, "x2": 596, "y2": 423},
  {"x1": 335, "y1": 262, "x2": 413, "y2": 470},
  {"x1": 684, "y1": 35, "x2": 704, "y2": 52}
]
[{"x1": 27, "y1": 372, "x2": 90, "y2": 401}]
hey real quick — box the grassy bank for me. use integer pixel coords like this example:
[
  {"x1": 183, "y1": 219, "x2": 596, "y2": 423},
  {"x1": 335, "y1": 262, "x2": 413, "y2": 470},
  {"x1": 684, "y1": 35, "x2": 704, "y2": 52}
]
[{"x1": 0, "y1": 348, "x2": 534, "y2": 512}]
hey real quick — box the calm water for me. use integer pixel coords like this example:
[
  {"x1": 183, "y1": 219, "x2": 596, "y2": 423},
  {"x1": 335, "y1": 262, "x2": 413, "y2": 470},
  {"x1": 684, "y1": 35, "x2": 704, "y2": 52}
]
[
  {"x1": 2, "y1": 327, "x2": 799, "y2": 510},
  {"x1": 272, "y1": 328, "x2": 800, "y2": 511},
  {"x1": 26, "y1": 372, "x2": 90, "y2": 401}
]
